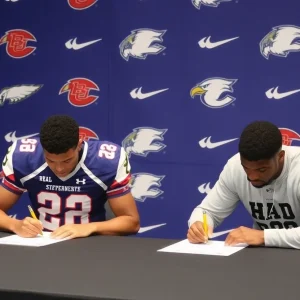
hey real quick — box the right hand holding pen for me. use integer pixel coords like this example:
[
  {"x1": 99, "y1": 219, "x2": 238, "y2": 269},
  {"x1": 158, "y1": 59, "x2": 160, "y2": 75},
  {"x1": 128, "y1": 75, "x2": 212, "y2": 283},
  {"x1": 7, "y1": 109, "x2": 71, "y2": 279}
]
[
  {"x1": 187, "y1": 221, "x2": 213, "y2": 244},
  {"x1": 13, "y1": 217, "x2": 43, "y2": 238}
]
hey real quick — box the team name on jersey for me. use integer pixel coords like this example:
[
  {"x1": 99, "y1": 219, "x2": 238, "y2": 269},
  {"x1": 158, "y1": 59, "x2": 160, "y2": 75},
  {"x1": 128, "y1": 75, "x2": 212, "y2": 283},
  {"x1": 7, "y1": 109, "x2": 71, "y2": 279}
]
[
  {"x1": 39, "y1": 176, "x2": 52, "y2": 182},
  {"x1": 46, "y1": 185, "x2": 81, "y2": 192}
]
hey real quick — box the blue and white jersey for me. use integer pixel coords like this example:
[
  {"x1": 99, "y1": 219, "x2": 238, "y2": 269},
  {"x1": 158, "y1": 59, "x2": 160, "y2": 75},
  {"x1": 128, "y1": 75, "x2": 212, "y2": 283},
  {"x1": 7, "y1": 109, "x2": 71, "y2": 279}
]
[{"x1": 1, "y1": 138, "x2": 131, "y2": 231}]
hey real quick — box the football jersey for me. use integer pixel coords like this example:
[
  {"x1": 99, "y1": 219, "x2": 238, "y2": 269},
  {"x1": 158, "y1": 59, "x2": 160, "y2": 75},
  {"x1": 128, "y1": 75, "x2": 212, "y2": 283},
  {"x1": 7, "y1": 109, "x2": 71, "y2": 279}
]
[
  {"x1": 188, "y1": 145, "x2": 300, "y2": 249},
  {"x1": 1, "y1": 138, "x2": 131, "y2": 231}
]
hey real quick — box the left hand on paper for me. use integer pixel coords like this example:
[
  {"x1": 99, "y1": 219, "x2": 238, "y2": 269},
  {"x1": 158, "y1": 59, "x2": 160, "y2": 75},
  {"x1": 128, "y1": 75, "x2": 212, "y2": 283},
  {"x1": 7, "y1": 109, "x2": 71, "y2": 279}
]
[
  {"x1": 225, "y1": 226, "x2": 264, "y2": 246},
  {"x1": 51, "y1": 224, "x2": 95, "y2": 240}
]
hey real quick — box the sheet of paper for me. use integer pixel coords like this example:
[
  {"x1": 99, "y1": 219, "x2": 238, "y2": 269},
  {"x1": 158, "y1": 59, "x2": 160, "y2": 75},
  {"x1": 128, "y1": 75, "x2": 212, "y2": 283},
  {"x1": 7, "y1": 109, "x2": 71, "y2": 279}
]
[
  {"x1": 0, "y1": 232, "x2": 67, "y2": 247},
  {"x1": 158, "y1": 239, "x2": 247, "y2": 256}
]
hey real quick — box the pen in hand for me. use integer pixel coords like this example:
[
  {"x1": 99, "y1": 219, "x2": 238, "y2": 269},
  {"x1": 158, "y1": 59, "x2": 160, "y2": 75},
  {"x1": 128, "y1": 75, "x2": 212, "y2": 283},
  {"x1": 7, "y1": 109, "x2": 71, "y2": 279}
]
[
  {"x1": 28, "y1": 205, "x2": 43, "y2": 236},
  {"x1": 203, "y1": 210, "x2": 208, "y2": 242}
]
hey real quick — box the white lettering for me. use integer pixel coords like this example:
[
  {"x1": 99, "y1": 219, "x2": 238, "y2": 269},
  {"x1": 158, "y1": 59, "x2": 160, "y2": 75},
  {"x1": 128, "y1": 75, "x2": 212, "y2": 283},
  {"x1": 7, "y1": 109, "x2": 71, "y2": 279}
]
[
  {"x1": 45, "y1": 185, "x2": 81, "y2": 192},
  {"x1": 39, "y1": 176, "x2": 52, "y2": 182}
]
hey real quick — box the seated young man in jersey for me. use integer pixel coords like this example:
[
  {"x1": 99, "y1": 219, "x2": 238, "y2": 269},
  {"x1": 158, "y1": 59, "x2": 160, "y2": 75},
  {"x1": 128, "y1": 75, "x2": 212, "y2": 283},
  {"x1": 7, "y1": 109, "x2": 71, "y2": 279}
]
[
  {"x1": 0, "y1": 115, "x2": 140, "y2": 239},
  {"x1": 188, "y1": 121, "x2": 300, "y2": 249}
]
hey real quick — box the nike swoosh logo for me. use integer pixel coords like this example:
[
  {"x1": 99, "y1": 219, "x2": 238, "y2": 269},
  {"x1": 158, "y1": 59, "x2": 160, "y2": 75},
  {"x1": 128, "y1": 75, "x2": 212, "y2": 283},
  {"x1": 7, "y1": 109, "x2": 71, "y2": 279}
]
[
  {"x1": 198, "y1": 182, "x2": 212, "y2": 194},
  {"x1": 265, "y1": 86, "x2": 300, "y2": 99},
  {"x1": 199, "y1": 136, "x2": 238, "y2": 149},
  {"x1": 130, "y1": 87, "x2": 169, "y2": 100},
  {"x1": 5, "y1": 131, "x2": 39, "y2": 143},
  {"x1": 138, "y1": 223, "x2": 166, "y2": 233},
  {"x1": 211, "y1": 229, "x2": 233, "y2": 238},
  {"x1": 65, "y1": 37, "x2": 102, "y2": 50},
  {"x1": 198, "y1": 36, "x2": 239, "y2": 49}
]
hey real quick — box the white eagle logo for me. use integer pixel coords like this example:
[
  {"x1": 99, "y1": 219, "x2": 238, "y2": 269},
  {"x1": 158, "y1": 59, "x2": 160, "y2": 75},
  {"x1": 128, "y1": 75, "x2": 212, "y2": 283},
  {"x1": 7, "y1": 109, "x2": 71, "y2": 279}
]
[
  {"x1": 190, "y1": 77, "x2": 237, "y2": 108},
  {"x1": 130, "y1": 173, "x2": 165, "y2": 202},
  {"x1": 119, "y1": 29, "x2": 166, "y2": 61},
  {"x1": 122, "y1": 127, "x2": 167, "y2": 157},
  {"x1": 260, "y1": 25, "x2": 300, "y2": 59},
  {"x1": 192, "y1": 0, "x2": 232, "y2": 10}
]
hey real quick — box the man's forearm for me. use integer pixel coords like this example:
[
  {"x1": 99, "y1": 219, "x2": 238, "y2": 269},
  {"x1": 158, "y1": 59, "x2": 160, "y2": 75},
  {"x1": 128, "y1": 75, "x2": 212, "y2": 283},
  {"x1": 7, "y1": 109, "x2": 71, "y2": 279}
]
[
  {"x1": 89, "y1": 216, "x2": 140, "y2": 236},
  {"x1": 0, "y1": 210, "x2": 20, "y2": 233},
  {"x1": 264, "y1": 227, "x2": 300, "y2": 249}
]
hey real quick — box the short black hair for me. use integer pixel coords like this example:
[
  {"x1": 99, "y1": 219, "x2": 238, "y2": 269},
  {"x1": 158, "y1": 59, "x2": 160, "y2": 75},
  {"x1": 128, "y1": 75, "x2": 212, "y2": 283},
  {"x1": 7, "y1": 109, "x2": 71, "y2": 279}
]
[
  {"x1": 238, "y1": 121, "x2": 282, "y2": 161},
  {"x1": 40, "y1": 115, "x2": 79, "y2": 154}
]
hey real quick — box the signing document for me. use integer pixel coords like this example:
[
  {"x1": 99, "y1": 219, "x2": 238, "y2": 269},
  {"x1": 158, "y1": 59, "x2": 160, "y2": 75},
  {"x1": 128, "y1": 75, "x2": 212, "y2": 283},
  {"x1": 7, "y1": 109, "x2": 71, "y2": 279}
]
[
  {"x1": 0, "y1": 232, "x2": 68, "y2": 247},
  {"x1": 158, "y1": 229, "x2": 247, "y2": 256}
]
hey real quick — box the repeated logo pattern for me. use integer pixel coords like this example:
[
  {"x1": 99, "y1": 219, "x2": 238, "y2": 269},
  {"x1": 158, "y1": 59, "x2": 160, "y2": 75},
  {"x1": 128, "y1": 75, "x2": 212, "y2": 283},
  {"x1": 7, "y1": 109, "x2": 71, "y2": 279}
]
[{"x1": 1, "y1": 0, "x2": 299, "y2": 237}]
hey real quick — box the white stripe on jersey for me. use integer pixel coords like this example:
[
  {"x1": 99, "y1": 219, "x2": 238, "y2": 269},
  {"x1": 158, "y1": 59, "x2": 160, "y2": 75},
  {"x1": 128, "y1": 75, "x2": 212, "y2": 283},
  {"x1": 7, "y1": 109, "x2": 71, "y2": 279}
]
[
  {"x1": 81, "y1": 163, "x2": 107, "y2": 190},
  {"x1": 107, "y1": 183, "x2": 130, "y2": 195},
  {"x1": 16, "y1": 140, "x2": 108, "y2": 190},
  {"x1": 3, "y1": 178, "x2": 27, "y2": 192},
  {"x1": 20, "y1": 141, "x2": 89, "y2": 184},
  {"x1": 20, "y1": 162, "x2": 48, "y2": 185}
]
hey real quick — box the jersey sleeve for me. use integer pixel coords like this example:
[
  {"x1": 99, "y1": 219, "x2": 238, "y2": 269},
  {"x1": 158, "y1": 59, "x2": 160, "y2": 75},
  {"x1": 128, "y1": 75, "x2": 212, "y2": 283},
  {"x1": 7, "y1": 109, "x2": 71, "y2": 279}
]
[
  {"x1": 1, "y1": 141, "x2": 26, "y2": 195},
  {"x1": 106, "y1": 147, "x2": 131, "y2": 199},
  {"x1": 188, "y1": 157, "x2": 240, "y2": 229}
]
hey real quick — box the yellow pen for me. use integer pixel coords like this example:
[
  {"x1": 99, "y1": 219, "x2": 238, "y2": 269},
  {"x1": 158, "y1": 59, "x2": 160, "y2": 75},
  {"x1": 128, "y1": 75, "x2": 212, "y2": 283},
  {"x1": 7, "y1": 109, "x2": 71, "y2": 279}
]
[
  {"x1": 28, "y1": 205, "x2": 43, "y2": 236},
  {"x1": 203, "y1": 210, "x2": 208, "y2": 238}
]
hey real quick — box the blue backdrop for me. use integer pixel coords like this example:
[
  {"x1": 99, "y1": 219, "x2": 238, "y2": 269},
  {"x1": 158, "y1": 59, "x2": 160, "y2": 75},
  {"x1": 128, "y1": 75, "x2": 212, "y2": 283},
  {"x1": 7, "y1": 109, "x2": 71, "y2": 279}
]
[{"x1": 1, "y1": 0, "x2": 300, "y2": 240}]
